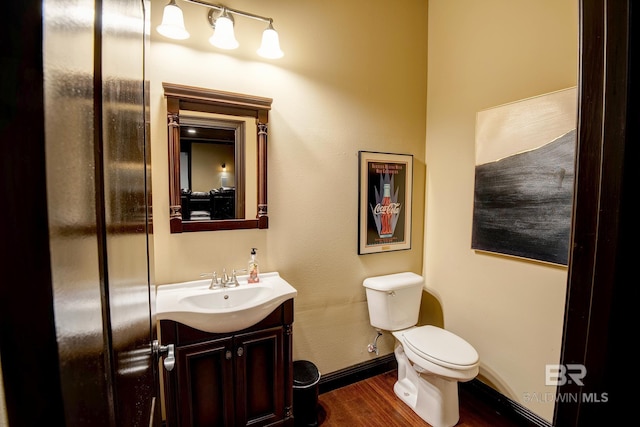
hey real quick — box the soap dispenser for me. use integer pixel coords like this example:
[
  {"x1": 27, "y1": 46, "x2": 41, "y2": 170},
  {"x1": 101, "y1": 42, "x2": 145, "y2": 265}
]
[{"x1": 248, "y1": 248, "x2": 260, "y2": 283}]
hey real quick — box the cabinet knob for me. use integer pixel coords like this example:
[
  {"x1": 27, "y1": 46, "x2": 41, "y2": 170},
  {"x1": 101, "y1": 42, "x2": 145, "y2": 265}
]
[
  {"x1": 237, "y1": 347, "x2": 244, "y2": 357},
  {"x1": 226, "y1": 350, "x2": 232, "y2": 360}
]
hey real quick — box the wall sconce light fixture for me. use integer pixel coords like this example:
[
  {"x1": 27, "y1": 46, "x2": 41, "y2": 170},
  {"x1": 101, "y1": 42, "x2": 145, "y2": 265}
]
[
  {"x1": 157, "y1": 0, "x2": 284, "y2": 59},
  {"x1": 208, "y1": 8, "x2": 238, "y2": 49},
  {"x1": 221, "y1": 162, "x2": 226, "y2": 171},
  {"x1": 157, "y1": 0, "x2": 190, "y2": 39}
]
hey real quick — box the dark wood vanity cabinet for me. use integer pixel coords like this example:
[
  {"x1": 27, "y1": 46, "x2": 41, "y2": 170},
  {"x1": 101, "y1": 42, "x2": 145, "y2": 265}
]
[{"x1": 160, "y1": 299, "x2": 294, "y2": 427}]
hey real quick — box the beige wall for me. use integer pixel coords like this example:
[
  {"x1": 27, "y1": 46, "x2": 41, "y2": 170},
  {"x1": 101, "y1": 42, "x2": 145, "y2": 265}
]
[
  {"x1": 150, "y1": 0, "x2": 427, "y2": 375},
  {"x1": 425, "y1": 0, "x2": 578, "y2": 422},
  {"x1": 150, "y1": 0, "x2": 577, "y2": 423},
  {"x1": 191, "y1": 143, "x2": 234, "y2": 191}
]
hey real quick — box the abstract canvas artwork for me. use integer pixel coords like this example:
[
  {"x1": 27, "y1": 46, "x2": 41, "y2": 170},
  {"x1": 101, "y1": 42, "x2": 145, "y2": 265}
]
[{"x1": 472, "y1": 88, "x2": 577, "y2": 265}]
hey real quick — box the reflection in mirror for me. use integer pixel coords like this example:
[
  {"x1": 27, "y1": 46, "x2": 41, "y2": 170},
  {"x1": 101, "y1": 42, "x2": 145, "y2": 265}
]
[
  {"x1": 163, "y1": 82, "x2": 271, "y2": 233},
  {"x1": 179, "y1": 116, "x2": 245, "y2": 221}
]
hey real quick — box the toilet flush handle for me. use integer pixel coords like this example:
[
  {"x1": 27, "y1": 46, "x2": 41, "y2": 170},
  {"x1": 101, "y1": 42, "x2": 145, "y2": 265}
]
[{"x1": 387, "y1": 291, "x2": 396, "y2": 296}]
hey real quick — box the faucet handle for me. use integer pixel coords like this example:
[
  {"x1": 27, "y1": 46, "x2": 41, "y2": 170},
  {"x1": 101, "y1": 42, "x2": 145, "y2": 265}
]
[
  {"x1": 231, "y1": 268, "x2": 247, "y2": 286},
  {"x1": 200, "y1": 271, "x2": 218, "y2": 280},
  {"x1": 201, "y1": 272, "x2": 221, "y2": 289}
]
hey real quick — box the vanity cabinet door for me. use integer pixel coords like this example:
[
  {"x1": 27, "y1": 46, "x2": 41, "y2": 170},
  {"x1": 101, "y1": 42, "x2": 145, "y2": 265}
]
[
  {"x1": 160, "y1": 299, "x2": 294, "y2": 427},
  {"x1": 234, "y1": 327, "x2": 285, "y2": 426},
  {"x1": 175, "y1": 337, "x2": 235, "y2": 427}
]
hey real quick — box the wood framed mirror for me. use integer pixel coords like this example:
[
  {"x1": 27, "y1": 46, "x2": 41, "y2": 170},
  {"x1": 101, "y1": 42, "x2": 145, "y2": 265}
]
[{"x1": 164, "y1": 82, "x2": 271, "y2": 232}]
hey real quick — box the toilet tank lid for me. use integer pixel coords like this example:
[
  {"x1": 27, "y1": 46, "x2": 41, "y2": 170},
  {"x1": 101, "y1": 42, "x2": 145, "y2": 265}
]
[{"x1": 363, "y1": 272, "x2": 424, "y2": 291}]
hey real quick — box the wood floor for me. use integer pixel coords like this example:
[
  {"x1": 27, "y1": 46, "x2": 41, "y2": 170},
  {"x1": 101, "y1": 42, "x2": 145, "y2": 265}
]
[{"x1": 317, "y1": 370, "x2": 524, "y2": 427}]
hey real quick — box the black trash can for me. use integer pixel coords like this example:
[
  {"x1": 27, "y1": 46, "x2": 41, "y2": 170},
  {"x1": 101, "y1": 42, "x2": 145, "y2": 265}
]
[{"x1": 293, "y1": 360, "x2": 321, "y2": 427}]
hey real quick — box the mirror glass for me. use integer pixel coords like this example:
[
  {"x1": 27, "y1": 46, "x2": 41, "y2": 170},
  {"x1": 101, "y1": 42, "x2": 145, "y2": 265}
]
[
  {"x1": 164, "y1": 82, "x2": 271, "y2": 233},
  {"x1": 179, "y1": 114, "x2": 256, "y2": 221}
]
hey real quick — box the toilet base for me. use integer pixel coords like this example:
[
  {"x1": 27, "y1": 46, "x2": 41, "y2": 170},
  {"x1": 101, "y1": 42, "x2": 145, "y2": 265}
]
[{"x1": 394, "y1": 344, "x2": 460, "y2": 427}]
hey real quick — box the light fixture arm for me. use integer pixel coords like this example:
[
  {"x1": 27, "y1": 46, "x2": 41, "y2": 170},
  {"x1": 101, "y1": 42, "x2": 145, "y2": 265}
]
[{"x1": 184, "y1": 0, "x2": 273, "y2": 24}]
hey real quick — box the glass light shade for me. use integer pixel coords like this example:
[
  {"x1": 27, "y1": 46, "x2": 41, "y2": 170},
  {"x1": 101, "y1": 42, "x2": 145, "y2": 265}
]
[
  {"x1": 209, "y1": 16, "x2": 239, "y2": 49},
  {"x1": 157, "y1": 3, "x2": 190, "y2": 40},
  {"x1": 257, "y1": 26, "x2": 284, "y2": 59}
]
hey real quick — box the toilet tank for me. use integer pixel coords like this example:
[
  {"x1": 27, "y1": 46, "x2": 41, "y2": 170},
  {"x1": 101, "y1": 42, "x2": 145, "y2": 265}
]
[{"x1": 363, "y1": 272, "x2": 424, "y2": 331}]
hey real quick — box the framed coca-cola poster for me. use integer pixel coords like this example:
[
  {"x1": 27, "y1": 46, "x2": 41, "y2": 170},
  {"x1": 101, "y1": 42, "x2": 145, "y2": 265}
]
[{"x1": 358, "y1": 151, "x2": 413, "y2": 254}]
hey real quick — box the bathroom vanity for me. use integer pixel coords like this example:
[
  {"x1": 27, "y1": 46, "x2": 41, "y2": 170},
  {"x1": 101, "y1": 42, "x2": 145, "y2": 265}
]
[
  {"x1": 155, "y1": 273, "x2": 297, "y2": 427},
  {"x1": 160, "y1": 299, "x2": 294, "y2": 427}
]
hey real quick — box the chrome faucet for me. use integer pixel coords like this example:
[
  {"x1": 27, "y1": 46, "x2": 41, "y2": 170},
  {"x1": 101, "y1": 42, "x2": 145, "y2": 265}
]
[
  {"x1": 222, "y1": 268, "x2": 244, "y2": 287},
  {"x1": 202, "y1": 268, "x2": 246, "y2": 289},
  {"x1": 221, "y1": 268, "x2": 230, "y2": 286}
]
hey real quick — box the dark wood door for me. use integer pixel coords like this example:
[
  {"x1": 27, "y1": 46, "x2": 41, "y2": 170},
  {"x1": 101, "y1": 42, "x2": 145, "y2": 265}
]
[
  {"x1": 175, "y1": 337, "x2": 235, "y2": 427},
  {"x1": 161, "y1": 309, "x2": 292, "y2": 427},
  {"x1": 235, "y1": 327, "x2": 285, "y2": 427},
  {"x1": 171, "y1": 328, "x2": 285, "y2": 427}
]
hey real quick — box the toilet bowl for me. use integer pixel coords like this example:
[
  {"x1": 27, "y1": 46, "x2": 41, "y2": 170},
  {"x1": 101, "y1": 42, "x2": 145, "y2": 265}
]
[
  {"x1": 363, "y1": 272, "x2": 480, "y2": 427},
  {"x1": 394, "y1": 326, "x2": 479, "y2": 381}
]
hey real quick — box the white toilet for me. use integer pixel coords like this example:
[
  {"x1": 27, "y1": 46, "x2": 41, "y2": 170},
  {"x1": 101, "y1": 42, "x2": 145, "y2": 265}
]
[{"x1": 363, "y1": 272, "x2": 479, "y2": 427}]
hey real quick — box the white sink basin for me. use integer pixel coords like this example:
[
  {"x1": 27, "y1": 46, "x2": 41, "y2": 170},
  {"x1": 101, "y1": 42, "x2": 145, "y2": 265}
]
[{"x1": 156, "y1": 272, "x2": 297, "y2": 333}]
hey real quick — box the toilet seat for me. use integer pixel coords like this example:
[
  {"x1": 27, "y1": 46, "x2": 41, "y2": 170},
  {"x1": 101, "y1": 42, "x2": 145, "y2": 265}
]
[{"x1": 398, "y1": 326, "x2": 479, "y2": 370}]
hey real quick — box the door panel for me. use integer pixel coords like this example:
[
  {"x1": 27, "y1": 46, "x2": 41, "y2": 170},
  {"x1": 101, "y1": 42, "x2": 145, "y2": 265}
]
[
  {"x1": 43, "y1": 0, "x2": 156, "y2": 425},
  {"x1": 235, "y1": 327, "x2": 284, "y2": 426},
  {"x1": 101, "y1": 0, "x2": 156, "y2": 425},
  {"x1": 43, "y1": 0, "x2": 112, "y2": 424},
  {"x1": 176, "y1": 339, "x2": 235, "y2": 427}
]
